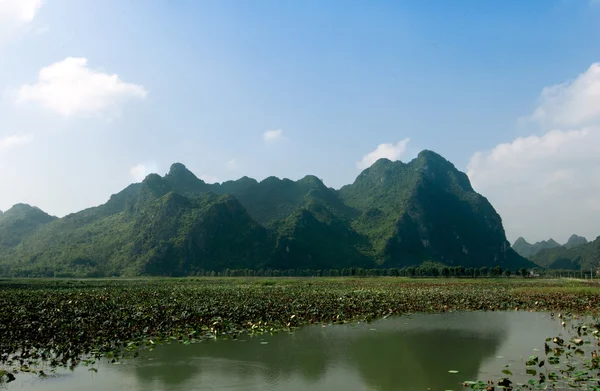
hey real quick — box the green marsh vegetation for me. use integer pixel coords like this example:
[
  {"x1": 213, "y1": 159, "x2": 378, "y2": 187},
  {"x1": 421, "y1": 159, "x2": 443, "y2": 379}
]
[{"x1": 2, "y1": 277, "x2": 600, "y2": 388}]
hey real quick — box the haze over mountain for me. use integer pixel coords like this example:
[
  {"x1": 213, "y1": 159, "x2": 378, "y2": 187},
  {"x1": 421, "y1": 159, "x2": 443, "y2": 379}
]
[
  {"x1": 565, "y1": 234, "x2": 589, "y2": 250},
  {"x1": 0, "y1": 151, "x2": 531, "y2": 277},
  {"x1": 512, "y1": 235, "x2": 589, "y2": 258},
  {"x1": 511, "y1": 234, "x2": 600, "y2": 271},
  {"x1": 512, "y1": 238, "x2": 561, "y2": 258},
  {"x1": 531, "y1": 236, "x2": 600, "y2": 271}
]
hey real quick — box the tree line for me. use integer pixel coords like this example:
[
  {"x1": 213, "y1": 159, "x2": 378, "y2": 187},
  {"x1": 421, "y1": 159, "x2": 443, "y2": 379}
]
[{"x1": 191, "y1": 265, "x2": 531, "y2": 278}]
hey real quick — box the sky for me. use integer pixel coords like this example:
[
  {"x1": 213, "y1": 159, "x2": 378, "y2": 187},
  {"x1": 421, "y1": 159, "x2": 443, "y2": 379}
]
[{"x1": 1, "y1": 0, "x2": 600, "y2": 244}]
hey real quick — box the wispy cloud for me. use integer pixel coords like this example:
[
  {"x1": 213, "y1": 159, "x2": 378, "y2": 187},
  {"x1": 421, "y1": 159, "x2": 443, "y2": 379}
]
[
  {"x1": 356, "y1": 138, "x2": 410, "y2": 169},
  {"x1": 0, "y1": 0, "x2": 45, "y2": 41},
  {"x1": 17, "y1": 57, "x2": 147, "y2": 118},
  {"x1": 199, "y1": 174, "x2": 219, "y2": 183},
  {"x1": 263, "y1": 129, "x2": 284, "y2": 143},
  {"x1": 522, "y1": 62, "x2": 600, "y2": 129},
  {"x1": 0, "y1": 133, "x2": 34, "y2": 150},
  {"x1": 130, "y1": 162, "x2": 158, "y2": 182},
  {"x1": 226, "y1": 159, "x2": 237, "y2": 170}
]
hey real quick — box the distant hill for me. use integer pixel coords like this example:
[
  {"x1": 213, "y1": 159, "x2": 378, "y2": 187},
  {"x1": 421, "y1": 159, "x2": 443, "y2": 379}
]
[
  {"x1": 565, "y1": 234, "x2": 588, "y2": 249},
  {"x1": 512, "y1": 237, "x2": 561, "y2": 258},
  {"x1": 531, "y1": 236, "x2": 600, "y2": 270},
  {"x1": 513, "y1": 234, "x2": 592, "y2": 269},
  {"x1": 0, "y1": 150, "x2": 531, "y2": 277},
  {"x1": 0, "y1": 204, "x2": 56, "y2": 249}
]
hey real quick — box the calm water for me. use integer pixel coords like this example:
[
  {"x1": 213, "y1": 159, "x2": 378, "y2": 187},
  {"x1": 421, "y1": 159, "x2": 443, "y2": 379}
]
[{"x1": 8, "y1": 312, "x2": 568, "y2": 391}]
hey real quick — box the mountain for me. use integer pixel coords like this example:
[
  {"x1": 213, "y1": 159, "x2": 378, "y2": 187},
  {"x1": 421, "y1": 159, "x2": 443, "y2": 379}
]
[
  {"x1": 512, "y1": 237, "x2": 561, "y2": 258},
  {"x1": 565, "y1": 234, "x2": 588, "y2": 249},
  {"x1": 512, "y1": 234, "x2": 590, "y2": 266},
  {"x1": 0, "y1": 204, "x2": 56, "y2": 249},
  {"x1": 0, "y1": 151, "x2": 531, "y2": 277},
  {"x1": 339, "y1": 151, "x2": 526, "y2": 268},
  {"x1": 531, "y1": 236, "x2": 600, "y2": 270},
  {"x1": 212, "y1": 174, "x2": 355, "y2": 225},
  {"x1": 0, "y1": 174, "x2": 273, "y2": 277}
]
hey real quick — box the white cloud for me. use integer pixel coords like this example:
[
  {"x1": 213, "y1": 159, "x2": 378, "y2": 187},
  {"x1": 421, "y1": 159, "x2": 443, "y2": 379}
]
[
  {"x1": 525, "y1": 63, "x2": 600, "y2": 129},
  {"x1": 0, "y1": 0, "x2": 44, "y2": 24},
  {"x1": 0, "y1": 133, "x2": 34, "y2": 149},
  {"x1": 468, "y1": 62, "x2": 600, "y2": 243},
  {"x1": 263, "y1": 129, "x2": 284, "y2": 143},
  {"x1": 226, "y1": 159, "x2": 237, "y2": 170},
  {"x1": 130, "y1": 162, "x2": 158, "y2": 182},
  {"x1": 356, "y1": 138, "x2": 410, "y2": 169},
  {"x1": 199, "y1": 174, "x2": 219, "y2": 183},
  {"x1": 16, "y1": 57, "x2": 147, "y2": 118},
  {"x1": 0, "y1": 0, "x2": 44, "y2": 41}
]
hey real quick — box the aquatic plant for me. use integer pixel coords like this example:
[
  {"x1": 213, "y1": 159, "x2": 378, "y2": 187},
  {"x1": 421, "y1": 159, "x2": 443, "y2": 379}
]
[
  {"x1": 464, "y1": 313, "x2": 600, "y2": 390},
  {"x1": 1, "y1": 277, "x2": 600, "y2": 383}
]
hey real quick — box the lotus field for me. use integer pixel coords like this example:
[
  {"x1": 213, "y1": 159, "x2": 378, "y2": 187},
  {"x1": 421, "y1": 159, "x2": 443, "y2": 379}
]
[{"x1": 2, "y1": 277, "x2": 600, "y2": 388}]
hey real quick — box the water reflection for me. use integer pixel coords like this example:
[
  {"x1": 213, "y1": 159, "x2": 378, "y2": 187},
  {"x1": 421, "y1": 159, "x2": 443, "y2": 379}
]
[
  {"x1": 124, "y1": 312, "x2": 507, "y2": 391},
  {"x1": 12, "y1": 312, "x2": 568, "y2": 391}
]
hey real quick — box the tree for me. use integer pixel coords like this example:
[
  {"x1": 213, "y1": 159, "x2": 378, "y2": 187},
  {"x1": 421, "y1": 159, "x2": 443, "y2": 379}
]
[
  {"x1": 440, "y1": 266, "x2": 450, "y2": 278},
  {"x1": 503, "y1": 269, "x2": 511, "y2": 277},
  {"x1": 519, "y1": 268, "x2": 528, "y2": 278},
  {"x1": 479, "y1": 267, "x2": 488, "y2": 277},
  {"x1": 491, "y1": 266, "x2": 502, "y2": 277}
]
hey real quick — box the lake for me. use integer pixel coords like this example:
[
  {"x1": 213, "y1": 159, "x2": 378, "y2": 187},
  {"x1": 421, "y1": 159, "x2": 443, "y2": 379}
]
[{"x1": 6, "y1": 311, "x2": 572, "y2": 390}]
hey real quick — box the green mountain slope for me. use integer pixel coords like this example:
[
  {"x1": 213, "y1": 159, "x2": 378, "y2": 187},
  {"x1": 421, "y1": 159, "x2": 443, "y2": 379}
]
[
  {"x1": 339, "y1": 151, "x2": 528, "y2": 268},
  {"x1": 1, "y1": 177, "x2": 273, "y2": 277},
  {"x1": 565, "y1": 234, "x2": 588, "y2": 249},
  {"x1": 214, "y1": 173, "x2": 355, "y2": 225},
  {"x1": 512, "y1": 237, "x2": 561, "y2": 258},
  {"x1": 0, "y1": 150, "x2": 531, "y2": 276},
  {"x1": 269, "y1": 198, "x2": 371, "y2": 270},
  {"x1": 0, "y1": 204, "x2": 56, "y2": 249},
  {"x1": 513, "y1": 235, "x2": 590, "y2": 265},
  {"x1": 531, "y1": 236, "x2": 600, "y2": 270}
]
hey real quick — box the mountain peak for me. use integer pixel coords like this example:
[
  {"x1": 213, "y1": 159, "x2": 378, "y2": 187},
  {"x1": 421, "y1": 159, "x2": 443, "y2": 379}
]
[
  {"x1": 168, "y1": 162, "x2": 189, "y2": 175},
  {"x1": 3, "y1": 203, "x2": 46, "y2": 219},
  {"x1": 142, "y1": 173, "x2": 164, "y2": 185},
  {"x1": 416, "y1": 150, "x2": 456, "y2": 170},
  {"x1": 297, "y1": 175, "x2": 326, "y2": 188},
  {"x1": 8, "y1": 203, "x2": 35, "y2": 211},
  {"x1": 163, "y1": 162, "x2": 212, "y2": 195},
  {"x1": 512, "y1": 236, "x2": 560, "y2": 258},
  {"x1": 565, "y1": 234, "x2": 588, "y2": 249},
  {"x1": 417, "y1": 149, "x2": 445, "y2": 160},
  {"x1": 546, "y1": 238, "x2": 560, "y2": 246},
  {"x1": 513, "y1": 237, "x2": 529, "y2": 246},
  {"x1": 371, "y1": 158, "x2": 394, "y2": 167},
  {"x1": 167, "y1": 163, "x2": 201, "y2": 182}
]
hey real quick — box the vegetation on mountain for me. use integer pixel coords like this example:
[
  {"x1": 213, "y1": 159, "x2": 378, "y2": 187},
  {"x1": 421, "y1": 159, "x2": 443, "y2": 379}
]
[
  {"x1": 512, "y1": 234, "x2": 596, "y2": 270},
  {"x1": 0, "y1": 151, "x2": 531, "y2": 277},
  {"x1": 340, "y1": 151, "x2": 525, "y2": 268},
  {"x1": 512, "y1": 237, "x2": 561, "y2": 258},
  {"x1": 0, "y1": 204, "x2": 56, "y2": 249},
  {"x1": 531, "y1": 236, "x2": 600, "y2": 271},
  {"x1": 565, "y1": 234, "x2": 588, "y2": 249}
]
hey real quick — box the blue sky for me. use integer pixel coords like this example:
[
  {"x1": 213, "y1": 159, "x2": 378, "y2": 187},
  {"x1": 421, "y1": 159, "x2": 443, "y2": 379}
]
[{"x1": 1, "y1": 0, "x2": 600, "y2": 243}]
